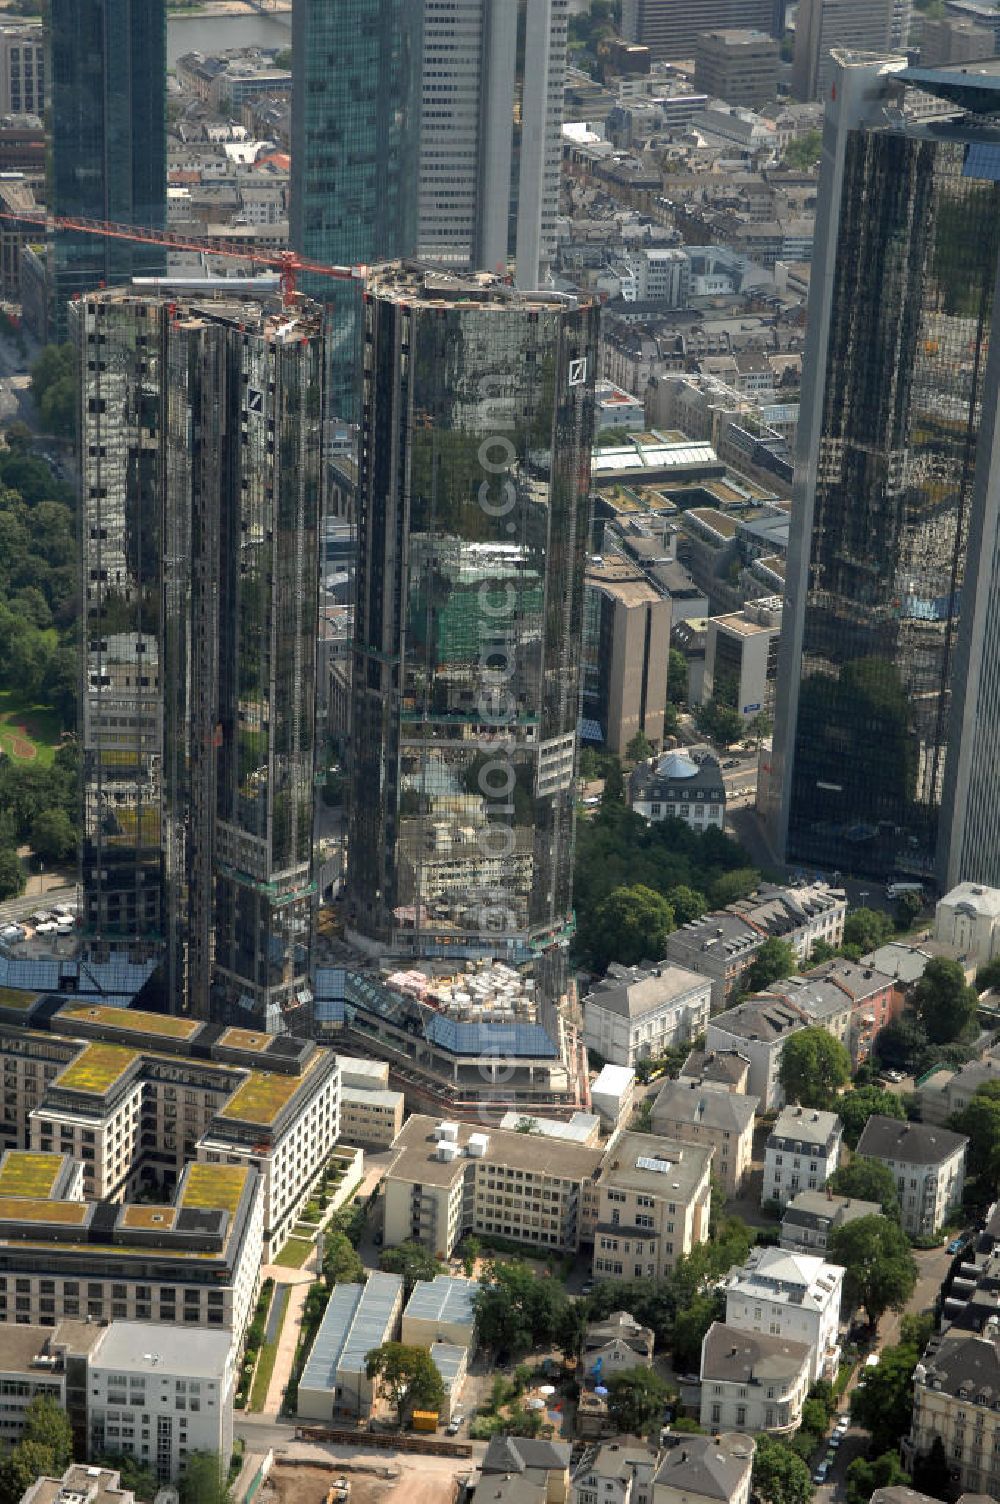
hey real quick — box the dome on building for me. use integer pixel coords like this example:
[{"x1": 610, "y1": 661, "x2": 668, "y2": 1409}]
[{"x1": 656, "y1": 751, "x2": 699, "y2": 779}]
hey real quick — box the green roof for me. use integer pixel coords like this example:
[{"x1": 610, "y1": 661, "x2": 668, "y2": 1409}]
[
  {"x1": 0, "y1": 1197, "x2": 88, "y2": 1225},
  {"x1": 180, "y1": 1163, "x2": 248, "y2": 1219},
  {"x1": 0, "y1": 1152, "x2": 64, "y2": 1198},
  {"x1": 219, "y1": 1070, "x2": 302, "y2": 1125},
  {"x1": 0, "y1": 987, "x2": 41, "y2": 1012},
  {"x1": 56, "y1": 1042, "x2": 138, "y2": 1095},
  {"x1": 57, "y1": 1004, "x2": 201, "y2": 1040}
]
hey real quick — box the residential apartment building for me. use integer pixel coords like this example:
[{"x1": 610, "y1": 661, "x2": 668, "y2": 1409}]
[
  {"x1": 0, "y1": 1154, "x2": 263, "y2": 1338},
  {"x1": 80, "y1": 290, "x2": 323, "y2": 1029},
  {"x1": 667, "y1": 882, "x2": 847, "y2": 1008},
  {"x1": 573, "y1": 1440, "x2": 658, "y2": 1504},
  {"x1": 86, "y1": 1322, "x2": 235, "y2": 1484},
  {"x1": 0, "y1": 23, "x2": 43, "y2": 116},
  {"x1": 724, "y1": 1246, "x2": 844, "y2": 1382},
  {"x1": 921, "y1": 1057, "x2": 1000, "y2": 1127},
  {"x1": 583, "y1": 962, "x2": 712, "y2": 1068},
  {"x1": 0, "y1": 999, "x2": 340, "y2": 1259},
  {"x1": 482, "y1": 1438, "x2": 572, "y2": 1504},
  {"x1": 592, "y1": 1131, "x2": 713, "y2": 1282},
  {"x1": 679, "y1": 1049, "x2": 751, "y2": 1095},
  {"x1": 346, "y1": 263, "x2": 598, "y2": 962},
  {"x1": 382, "y1": 1115, "x2": 604, "y2": 1261},
  {"x1": 705, "y1": 997, "x2": 808, "y2": 1110},
  {"x1": 855, "y1": 1116, "x2": 968, "y2": 1237},
  {"x1": 650, "y1": 1078, "x2": 758, "y2": 1195},
  {"x1": 908, "y1": 1331, "x2": 1000, "y2": 1495},
  {"x1": 629, "y1": 750, "x2": 726, "y2": 832},
  {"x1": 48, "y1": 1, "x2": 165, "y2": 337},
  {"x1": 583, "y1": 1312, "x2": 655, "y2": 1377},
  {"x1": 700, "y1": 1321, "x2": 811, "y2": 1435},
  {"x1": 651, "y1": 1433, "x2": 755, "y2": 1504},
  {"x1": 583, "y1": 552, "x2": 671, "y2": 756},
  {"x1": 762, "y1": 1105, "x2": 843, "y2": 1208},
  {"x1": 780, "y1": 958, "x2": 902, "y2": 1066},
  {"x1": 779, "y1": 1191, "x2": 881, "y2": 1254}
]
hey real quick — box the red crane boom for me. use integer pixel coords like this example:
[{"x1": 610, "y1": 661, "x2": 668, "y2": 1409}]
[{"x1": 0, "y1": 208, "x2": 367, "y2": 304}]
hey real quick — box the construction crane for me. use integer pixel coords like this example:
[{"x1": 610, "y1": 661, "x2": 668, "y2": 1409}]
[{"x1": 0, "y1": 208, "x2": 366, "y2": 306}]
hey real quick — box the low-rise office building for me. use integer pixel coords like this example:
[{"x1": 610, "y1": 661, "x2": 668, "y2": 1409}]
[
  {"x1": 724, "y1": 1247, "x2": 844, "y2": 1382},
  {"x1": 0, "y1": 1151, "x2": 263, "y2": 1339},
  {"x1": 762, "y1": 1106, "x2": 843, "y2": 1208},
  {"x1": 779, "y1": 1191, "x2": 882, "y2": 1255},
  {"x1": 0, "y1": 1320, "x2": 105, "y2": 1455},
  {"x1": 583, "y1": 551, "x2": 671, "y2": 756},
  {"x1": 855, "y1": 1117, "x2": 968, "y2": 1237},
  {"x1": 22, "y1": 1465, "x2": 133, "y2": 1504},
  {"x1": 296, "y1": 1272, "x2": 404, "y2": 1421},
  {"x1": 592, "y1": 1131, "x2": 713, "y2": 1282},
  {"x1": 700, "y1": 1321, "x2": 811, "y2": 1435},
  {"x1": 401, "y1": 1275, "x2": 478, "y2": 1350},
  {"x1": 701, "y1": 597, "x2": 782, "y2": 720},
  {"x1": 650, "y1": 1078, "x2": 757, "y2": 1194},
  {"x1": 338, "y1": 1085, "x2": 404, "y2": 1148},
  {"x1": 583, "y1": 962, "x2": 711, "y2": 1067},
  {"x1": 694, "y1": 29, "x2": 779, "y2": 109}
]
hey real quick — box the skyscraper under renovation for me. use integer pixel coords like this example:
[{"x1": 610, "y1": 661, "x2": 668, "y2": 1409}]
[
  {"x1": 416, "y1": 0, "x2": 569, "y2": 289},
  {"x1": 48, "y1": 0, "x2": 166, "y2": 338},
  {"x1": 769, "y1": 52, "x2": 1000, "y2": 885},
  {"x1": 290, "y1": 0, "x2": 420, "y2": 418},
  {"x1": 346, "y1": 264, "x2": 599, "y2": 960},
  {"x1": 81, "y1": 291, "x2": 323, "y2": 1028}
]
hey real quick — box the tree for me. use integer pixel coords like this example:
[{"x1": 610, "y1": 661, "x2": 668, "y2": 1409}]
[
  {"x1": 951, "y1": 1080, "x2": 1000, "y2": 1193},
  {"x1": 850, "y1": 1338, "x2": 924, "y2": 1454},
  {"x1": 321, "y1": 1229, "x2": 364, "y2": 1288},
  {"x1": 914, "y1": 957, "x2": 978, "y2": 1044},
  {"x1": 584, "y1": 884, "x2": 675, "y2": 972},
  {"x1": 30, "y1": 344, "x2": 77, "y2": 440},
  {"x1": 745, "y1": 937, "x2": 797, "y2": 994},
  {"x1": 828, "y1": 1215, "x2": 917, "y2": 1326},
  {"x1": 752, "y1": 1435, "x2": 813, "y2": 1504},
  {"x1": 779, "y1": 1026, "x2": 851, "y2": 1109},
  {"x1": 667, "y1": 648, "x2": 688, "y2": 705},
  {"x1": 601, "y1": 758, "x2": 625, "y2": 805},
  {"x1": 694, "y1": 697, "x2": 743, "y2": 747},
  {"x1": 783, "y1": 129, "x2": 821, "y2": 169},
  {"x1": 365, "y1": 1342, "x2": 445, "y2": 1422},
  {"x1": 708, "y1": 867, "x2": 761, "y2": 909},
  {"x1": 876, "y1": 1013, "x2": 928, "y2": 1072},
  {"x1": 29, "y1": 806, "x2": 76, "y2": 863},
  {"x1": 474, "y1": 1260, "x2": 570, "y2": 1358},
  {"x1": 829, "y1": 1156, "x2": 900, "y2": 1218},
  {"x1": 671, "y1": 1291, "x2": 724, "y2": 1371},
  {"x1": 809, "y1": 938, "x2": 839, "y2": 965},
  {"x1": 895, "y1": 889, "x2": 924, "y2": 929},
  {"x1": 627, "y1": 730, "x2": 654, "y2": 763},
  {"x1": 93, "y1": 1456, "x2": 157, "y2": 1502},
  {"x1": 843, "y1": 907, "x2": 895, "y2": 955},
  {"x1": 0, "y1": 846, "x2": 24, "y2": 899},
  {"x1": 667, "y1": 885, "x2": 707, "y2": 925},
  {"x1": 555, "y1": 1299, "x2": 588, "y2": 1360},
  {"x1": 179, "y1": 1454, "x2": 231, "y2": 1504},
  {"x1": 22, "y1": 1395, "x2": 73, "y2": 1469},
  {"x1": 838, "y1": 1085, "x2": 906, "y2": 1148},
  {"x1": 845, "y1": 1451, "x2": 908, "y2": 1504},
  {"x1": 606, "y1": 1369, "x2": 670, "y2": 1437},
  {"x1": 0, "y1": 1442, "x2": 56, "y2": 1504},
  {"x1": 378, "y1": 1239, "x2": 443, "y2": 1293},
  {"x1": 912, "y1": 1435, "x2": 951, "y2": 1501}
]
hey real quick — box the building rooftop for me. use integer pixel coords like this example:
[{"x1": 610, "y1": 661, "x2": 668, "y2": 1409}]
[
  {"x1": 726, "y1": 1247, "x2": 844, "y2": 1309},
  {"x1": 403, "y1": 1274, "x2": 479, "y2": 1329},
  {"x1": 768, "y1": 1104, "x2": 842, "y2": 1148},
  {"x1": 680, "y1": 1048, "x2": 750, "y2": 1086},
  {"x1": 55, "y1": 1005, "x2": 202, "y2": 1041},
  {"x1": 919, "y1": 1330, "x2": 1000, "y2": 1398},
  {"x1": 596, "y1": 1130, "x2": 713, "y2": 1199},
  {"x1": 24, "y1": 1465, "x2": 134, "y2": 1504},
  {"x1": 0, "y1": 986, "x2": 42, "y2": 1012},
  {"x1": 856, "y1": 1115, "x2": 968, "y2": 1167},
  {"x1": 709, "y1": 995, "x2": 807, "y2": 1042},
  {"x1": 218, "y1": 1057, "x2": 316, "y2": 1125},
  {"x1": 587, "y1": 961, "x2": 710, "y2": 1019},
  {"x1": 938, "y1": 882, "x2": 1000, "y2": 918},
  {"x1": 653, "y1": 1077, "x2": 758, "y2": 1132},
  {"x1": 366, "y1": 261, "x2": 596, "y2": 314},
  {"x1": 781, "y1": 1190, "x2": 881, "y2": 1228},
  {"x1": 88, "y1": 1320, "x2": 232, "y2": 1378},
  {"x1": 0, "y1": 1151, "x2": 70, "y2": 1199},
  {"x1": 701, "y1": 1321, "x2": 812, "y2": 1385},
  {"x1": 55, "y1": 1042, "x2": 138, "y2": 1095},
  {"x1": 652, "y1": 1433, "x2": 756, "y2": 1501},
  {"x1": 178, "y1": 1162, "x2": 250, "y2": 1220},
  {"x1": 385, "y1": 1114, "x2": 604, "y2": 1189}
]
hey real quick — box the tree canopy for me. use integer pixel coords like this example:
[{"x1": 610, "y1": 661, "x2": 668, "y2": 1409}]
[
  {"x1": 474, "y1": 1260, "x2": 571, "y2": 1358},
  {"x1": 179, "y1": 1454, "x2": 231, "y2": 1504},
  {"x1": 838, "y1": 1085, "x2": 905, "y2": 1148},
  {"x1": 30, "y1": 344, "x2": 76, "y2": 440},
  {"x1": 365, "y1": 1342, "x2": 444, "y2": 1421},
  {"x1": 584, "y1": 883, "x2": 675, "y2": 971},
  {"x1": 607, "y1": 1369, "x2": 671, "y2": 1436},
  {"x1": 914, "y1": 957, "x2": 978, "y2": 1044},
  {"x1": 378, "y1": 1239, "x2": 443, "y2": 1293},
  {"x1": 779, "y1": 1027, "x2": 851, "y2": 1109},
  {"x1": 829, "y1": 1156, "x2": 900, "y2": 1218},
  {"x1": 842, "y1": 907, "x2": 895, "y2": 956},
  {"x1": 744, "y1": 936, "x2": 797, "y2": 994},
  {"x1": 752, "y1": 1436, "x2": 813, "y2": 1504},
  {"x1": 951, "y1": 1080, "x2": 1000, "y2": 1195},
  {"x1": 22, "y1": 1395, "x2": 72, "y2": 1470},
  {"x1": 321, "y1": 1229, "x2": 364, "y2": 1288},
  {"x1": 851, "y1": 1331, "x2": 926, "y2": 1454},
  {"x1": 828, "y1": 1215, "x2": 917, "y2": 1325}
]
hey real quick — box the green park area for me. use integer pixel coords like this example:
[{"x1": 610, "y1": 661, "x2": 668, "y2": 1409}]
[{"x1": 0, "y1": 689, "x2": 61, "y2": 767}]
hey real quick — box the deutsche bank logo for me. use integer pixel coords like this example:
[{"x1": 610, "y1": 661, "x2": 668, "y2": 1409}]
[{"x1": 568, "y1": 357, "x2": 587, "y2": 387}]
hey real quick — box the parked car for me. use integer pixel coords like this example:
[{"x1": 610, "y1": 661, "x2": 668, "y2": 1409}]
[
  {"x1": 947, "y1": 1234, "x2": 970, "y2": 1255},
  {"x1": 835, "y1": 1416, "x2": 849, "y2": 1434},
  {"x1": 828, "y1": 1433, "x2": 842, "y2": 1450},
  {"x1": 723, "y1": 758, "x2": 741, "y2": 769},
  {"x1": 34, "y1": 921, "x2": 58, "y2": 934},
  {"x1": 813, "y1": 1463, "x2": 829, "y2": 1485},
  {"x1": 445, "y1": 1414, "x2": 464, "y2": 1436}
]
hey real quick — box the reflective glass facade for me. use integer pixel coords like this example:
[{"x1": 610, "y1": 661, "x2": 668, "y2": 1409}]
[
  {"x1": 289, "y1": 0, "x2": 419, "y2": 420},
  {"x1": 81, "y1": 292, "x2": 323, "y2": 1028},
  {"x1": 773, "y1": 59, "x2": 1000, "y2": 880},
  {"x1": 347, "y1": 266, "x2": 598, "y2": 958},
  {"x1": 48, "y1": 0, "x2": 166, "y2": 339}
]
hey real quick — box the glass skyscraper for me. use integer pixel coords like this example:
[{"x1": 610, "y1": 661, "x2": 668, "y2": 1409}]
[
  {"x1": 346, "y1": 265, "x2": 598, "y2": 960},
  {"x1": 769, "y1": 52, "x2": 1000, "y2": 883},
  {"x1": 48, "y1": 0, "x2": 166, "y2": 338},
  {"x1": 81, "y1": 291, "x2": 323, "y2": 1028},
  {"x1": 289, "y1": 0, "x2": 419, "y2": 419}
]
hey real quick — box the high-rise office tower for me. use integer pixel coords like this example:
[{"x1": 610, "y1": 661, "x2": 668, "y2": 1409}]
[
  {"x1": 621, "y1": 0, "x2": 782, "y2": 62},
  {"x1": 791, "y1": 0, "x2": 895, "y2": 99},
  {"x1": 81, "y1": 291, "x2": 323, "y2": 1028},
  {"x1": 48, "y1": 0, "x2": 166, "y2": 338},
  {"x1": 769, "y1": 52, "x2": 1000, "y2": 885},
  {"x1": 346, "y1": 264, "x2": 598, "y2": 960},
  {"x1": 416, "y1": 0, "x2": 568, "y2": 289},
  {"x1": 289, "y1": 0, "x2": 420, "y2": 419}
]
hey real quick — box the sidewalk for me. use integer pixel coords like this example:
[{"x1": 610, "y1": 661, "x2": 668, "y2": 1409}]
[{"x1": 264, "y1": 1243, "x2": 320, "y2": 1415}]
